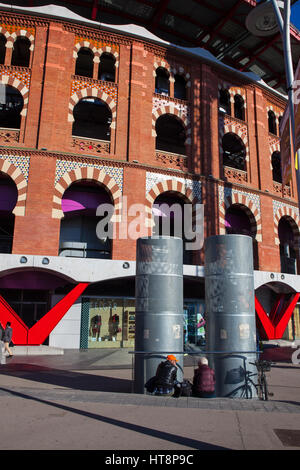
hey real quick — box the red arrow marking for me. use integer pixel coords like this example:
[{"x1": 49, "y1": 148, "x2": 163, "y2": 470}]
[
  {"x1": 0, "y1": 283, "x2": 89, "y2": 345},
  {"x1": 255, "y1": 293, "x2": 300, "y2": 340}
]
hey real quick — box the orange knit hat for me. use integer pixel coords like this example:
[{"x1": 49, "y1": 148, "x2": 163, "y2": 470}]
[{"x1": 167, "y1": 354, "x2": 178, "y2": 362}]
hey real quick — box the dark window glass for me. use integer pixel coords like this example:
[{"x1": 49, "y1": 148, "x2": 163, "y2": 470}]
[
  {"x1": 0, "y1": 85, "x2": 24, "y2": 129},
  {"x1": 72, "y1": 98, "x2": 112, "y2": 140},
  {"x1": 222, "y1": 133, "x2": 246, "y2": 170},
  {"x1": 75, "y1": 47, "x2": 94, "y2": 78},
  {"x1": 11, "y1": 37, "x2": 30, "y2": 67},
  {"x1": 156, "y1": 114, "x2": 186, "y2": 154}
]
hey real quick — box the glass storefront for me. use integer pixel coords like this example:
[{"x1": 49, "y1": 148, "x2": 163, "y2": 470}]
[
  {"x1": 81, "y1": 297, "x2": 136, "y2": 348},
  {"x1": 81, "y1": 296, "x2": 205, "y2": 349},
  {"x1": 184, "y1": 300, "x2": 206, "y2": 348}
]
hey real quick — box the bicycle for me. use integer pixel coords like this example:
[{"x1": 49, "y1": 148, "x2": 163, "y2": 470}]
[
  {"x1": 250, "y1": 360, "x2": 273, "y2": 401},
  {"x1": 224, "y1": 355, "x2": 273, "y2": 400}
]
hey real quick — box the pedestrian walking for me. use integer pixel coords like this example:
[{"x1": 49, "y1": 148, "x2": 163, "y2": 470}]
[
  {"x1": 192, "y1": 357, "x2": 216, "y2": 398},
  {"x1": 3, "y1": 322, "x2": 13, "y2": 358}
]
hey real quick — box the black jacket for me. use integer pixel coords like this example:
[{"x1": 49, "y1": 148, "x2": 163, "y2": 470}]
[
  {"x1": 3, "y1": 326, "x2": 12, "y2": 343},
  {"x1": 155, "y1": 360, "x2": 177, "y2": 387}
]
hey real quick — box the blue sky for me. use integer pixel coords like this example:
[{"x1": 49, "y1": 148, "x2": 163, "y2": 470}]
[{"x1": 291, "y1": 0, "x2": 300, "y2": 29}]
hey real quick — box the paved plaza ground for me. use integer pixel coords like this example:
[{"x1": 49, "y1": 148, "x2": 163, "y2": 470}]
[{"x1": 0, "y1": 344, "x2": 299, "y2": 452}]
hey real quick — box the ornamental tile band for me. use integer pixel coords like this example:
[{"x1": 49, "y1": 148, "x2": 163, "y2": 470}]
[
  {"x1": 0, "y1": 66, "x2": 31, "y2": 89},
  {"x1": 71, "y1": 78, "x2": 118, "y2": 102},
  {"x1": 146, "y1": 171, "x2": 201, "y2": 202},
  {"x1": 219, "y1": 186, "x2": 261, "y2": 214},
  {"x1": 0, "y1": 153, "x2": 30, "y2": 181},
  {"x1": 55, "y1": 159, "x2": 123, "y2": 192}
]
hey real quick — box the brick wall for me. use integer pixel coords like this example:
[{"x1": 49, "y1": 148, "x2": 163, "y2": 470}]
[{"x1": 0, "y1": 11, "x2": 298, "y2": 273}]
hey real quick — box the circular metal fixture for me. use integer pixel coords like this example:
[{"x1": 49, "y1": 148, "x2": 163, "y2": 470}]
[
  {"x1": 245, "y1": 1, "x2": 284, "y2": 37},
  {"x1": 270, "y1": 273, "x2": 275, "y2": 279},
  {"x1": 42, "y1": 257, "x2": 50, "y2": 265},
  {"x1": 123, "y1": 262, "x2": 130, "y2": 269},
  {"x1": 281, "y1": 274, "x2": 285, "y2": 280},
  {"x1": 20, "y1": 256, "x2": 28, "y2": 264}
]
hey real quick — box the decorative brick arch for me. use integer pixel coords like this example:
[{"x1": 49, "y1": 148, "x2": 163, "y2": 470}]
[
  {"x1": 274, "y1": 206, "x2": 300, "y2": 250},
  {"x1": 218, "y1": 83, "x2": 246, "y2": 107},
  {"x1": 145, "y1": 179, "x2": 200, "y2": 229},
  {"x1": 0, "y1": 26, "x2": 12, "y2": 42},
  {"x1": 74, "y1": 43, "x2": 119, "y2": 67},
  {"x1": 0, "y1": 75, "x2": 29, "y2": 116},
  {"x1": 73, "y1": 41, "x2": 98, "y2": 59},
  {"x1": 52, "y1": 167, "x2": 122, "y2": 222},
  {"x1": 10, "y1": 29, "x2": 35, "y2": 51},
  {"x1": 98, "y1": 47, "x2": 119, "y2": 68},
  {"x1": 68, "y1": 87, "x2": 117, "y2": 128},
  {"x1": 269, "y1": 138, "x2": 280, "y2": 171},
  {"x1": 152, "y1": 105, "x2": 191, "y2": 144},
  {"x1": 0, "y1": 159, "x2": 27, "y2": 216},
  {"x1": 153, "y1": 61, "x2": 190, "y2": 85},
  {"x1": 219, "y1": 194, "x2": 262, "y2": 241},
  {"x1": 219, "y1": 124, "x2": 249, "y2": 162}
]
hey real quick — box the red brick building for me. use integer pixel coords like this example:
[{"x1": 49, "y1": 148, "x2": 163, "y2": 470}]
[{"x1": 0, "y1": 4, "x2": 299, "y2": 350}]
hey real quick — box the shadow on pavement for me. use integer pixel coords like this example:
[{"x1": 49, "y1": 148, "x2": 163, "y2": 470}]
[
  {"x1": 0, "y1": 386, "x2": 230, "y2": 450},
  {"x1": 0, "y1": 364, "x2": 132, "y2": 393}
]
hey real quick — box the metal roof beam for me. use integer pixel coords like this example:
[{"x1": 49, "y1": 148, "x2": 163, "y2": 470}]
[
  {"x1": 150, "y1": 0, "x2": 170, "y2": 31},
  {"x1": 239, "y1": 33, "x2": 281, "y2": 71},
  {"x1": 207, "y1": 0, "x2": 244, "y2": 45}
]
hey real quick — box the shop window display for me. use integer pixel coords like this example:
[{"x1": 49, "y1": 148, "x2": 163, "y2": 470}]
[{"x1": 86, "y1": 297, "x2": 135, "y2": 348}]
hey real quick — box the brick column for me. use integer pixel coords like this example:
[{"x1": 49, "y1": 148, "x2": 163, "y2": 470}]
[
  {"x1": 127, "y1": 42, "x2": 154, "y2": 165},
  {"x1": 200, "y1": 64, "x2": 220, "y2": 179},
  {"x1": 189, "y1": 64, "x2": 201, "y2": 175},
  {"x1": 23, "y1": 25, "x2": 48, "y2": 148},
  {"x1": 112, "y1": 166, "x2": 148, "y2": 261},
  {"x1": 257, "y1": 194, "x2": 280, "y2": 272},
  {"x1": 37, "y1": 22, "x2": 74, "y2": 152},
  {"x1": 114, "y1": 44, "x2": 130, "y2": 160},
  {"x1": 253, "y1": 88, "x2": 273, "y2": 192},
  {"x1": 12, "y1": 154, "x2": 60, "y2": 256},
  {"x1": 246, "y1": 86, "x2": 259, "y2": 189}
]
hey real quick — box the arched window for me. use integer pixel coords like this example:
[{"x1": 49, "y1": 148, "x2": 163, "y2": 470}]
[
  {"x1": 174, "y1": 74, "x2": 186, "y2": 100},
  {"x1": 222, "y1": 133, "x2": 246, "y2": 170},
  {"x1": 153, "y1": 191, "x2": 193, "y2": 264},
  {"x1": 225, "y1": 205, "x2": 253, "y2": 236},
  {"x1": 278, "y1": 217, "x2": 297, "y2": 274},
  {"x1": 0, "y1": 173, "x2": 17, "y2": 254},
  {"x1": 219, "y1": 89, "x2": 231, "y2": 115},
  {"x1": 156, "y1": 114, "x2": 186, "y2": 155},
  {"x1": 0, "y1": 85, "x2": 24, "y2": 129},
  {"x1": 59, "y1": 181, "x2": 113, "y2": 259},
  {"x1": 272, "y1": 151, "x2": 282, "y2": 183},
  {"x1": 75, "y1": 47, "x2": 94, "y2": 78},
  {"x1": 0, "y1": 34, "x2": 6, "y2": 64},
  {"x1": 72, "y1": 97, "x2": 112, "y2": 141},
  {"x1": 234, "y1": 94, "x2": 245, "y2": 121},
  {"x1": 11, "y1": 37, "x2": 31, "y2": 67},
  {"x1": 225, "y1": 204, "x2": 258, "y2": 269},
  {"x1": 155, "y1": 67, "x2": 170, "y2": 95},
  {"x1": 98, "y1": 53, "x2": 116, "y2": 82},
  {"x1": 268, "y1": 110, "x2": 277, "y2": 135}
]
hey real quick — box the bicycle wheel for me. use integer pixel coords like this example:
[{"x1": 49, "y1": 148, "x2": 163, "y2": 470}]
[
  {"x1": 261, "y1": 376, "x2": 268, "y2": 401},
  {"x1": 241, "y1": 385, "x2": 252, "y2": 399},
  {"x1": 256, "y1": 376, "x2": 263, "y2": 400}
]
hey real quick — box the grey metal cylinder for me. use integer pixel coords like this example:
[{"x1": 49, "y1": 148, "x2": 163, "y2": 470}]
[
  {"x1": 205, "y1": 235, "x2": 257, "y2": 398},
  {"x1": 134, "y1": 236, "x2": 184, "y2": 394}
]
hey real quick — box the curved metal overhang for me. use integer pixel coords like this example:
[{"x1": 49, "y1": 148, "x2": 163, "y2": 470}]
[{"x1": 0, "y1": 0, "x2": 299, "y2": 96}]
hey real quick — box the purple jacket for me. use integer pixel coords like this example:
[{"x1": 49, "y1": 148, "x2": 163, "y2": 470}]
[{"x1": 193, "y1": 365, "x2": 216, "y2": 393}]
